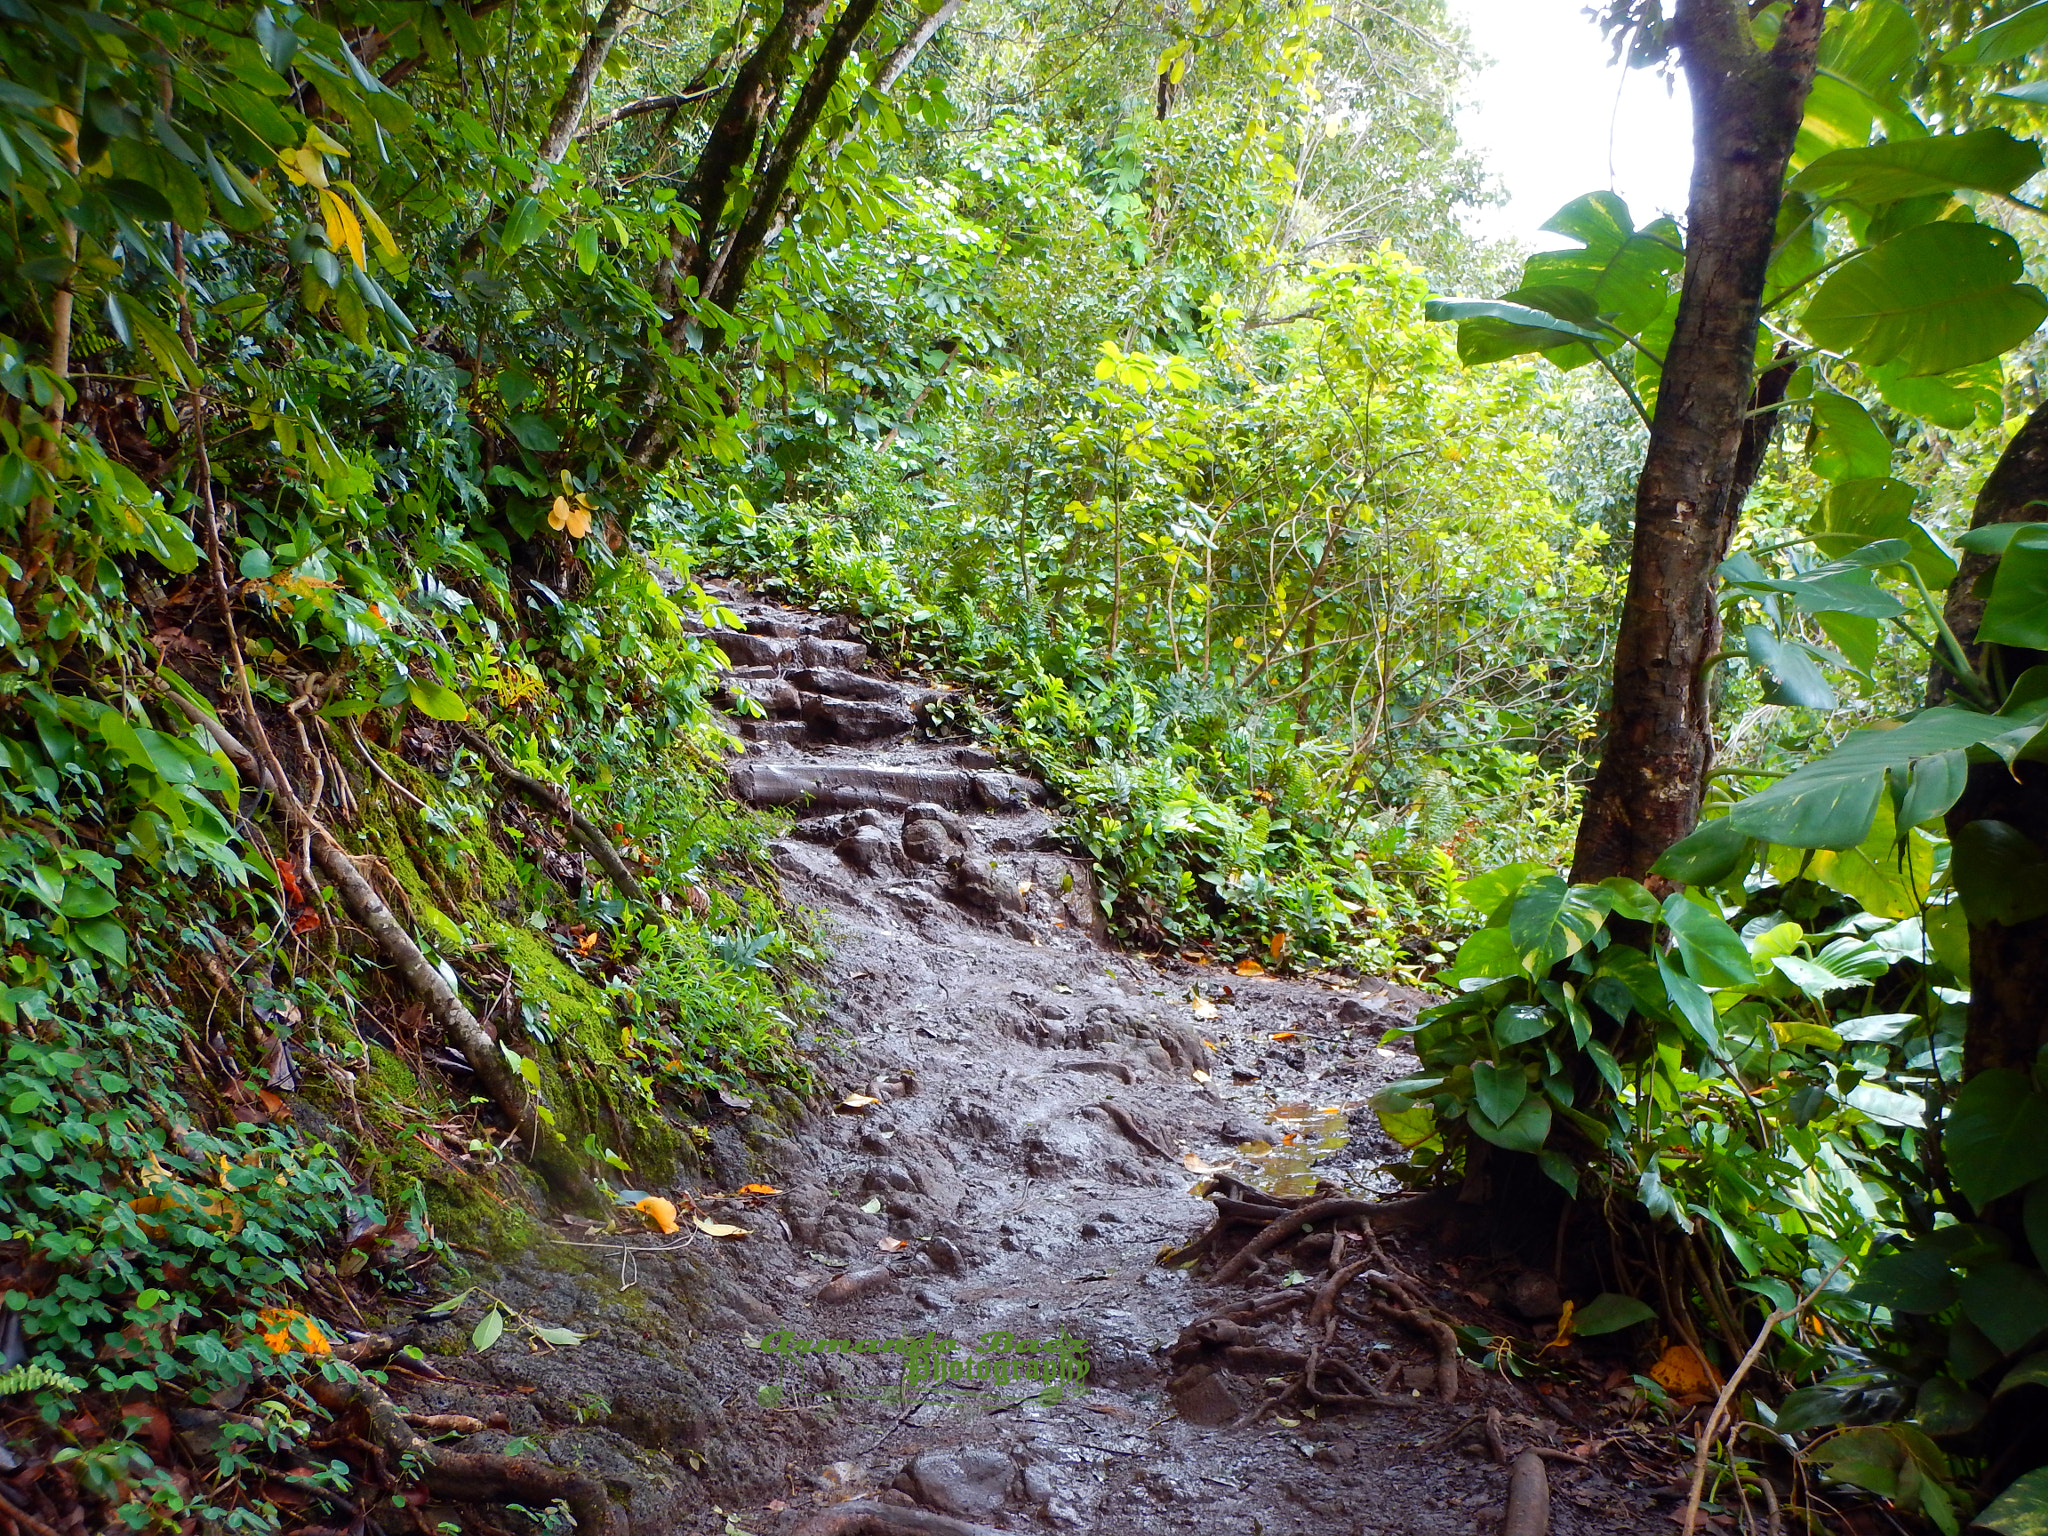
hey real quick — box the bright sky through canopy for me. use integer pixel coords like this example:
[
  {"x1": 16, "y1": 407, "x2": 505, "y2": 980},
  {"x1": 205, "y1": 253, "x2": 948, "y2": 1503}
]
[{"x1": 1451, "y1": 0, "x2": 1696, "y2": 248}]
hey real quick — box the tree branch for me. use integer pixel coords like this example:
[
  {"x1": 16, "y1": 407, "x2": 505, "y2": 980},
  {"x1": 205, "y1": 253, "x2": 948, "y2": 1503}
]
[{"x1": 532, "y1": 0, "x2": 638, "y2": 182}]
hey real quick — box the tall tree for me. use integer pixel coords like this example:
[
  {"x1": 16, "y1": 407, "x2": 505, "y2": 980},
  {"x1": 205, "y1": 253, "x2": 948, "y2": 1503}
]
[{"x1": 1568, "y1": 0, "x2": 1824, "y2": 882}]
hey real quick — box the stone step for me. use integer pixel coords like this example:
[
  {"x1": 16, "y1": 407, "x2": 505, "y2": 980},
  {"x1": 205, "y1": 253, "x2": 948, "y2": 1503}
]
[
  {"x1": 800, "y1": 693, "x2": 916, "y2": 744},
  {"x1": 729, "y1": 762, "x2": 1046, "y2": 814}
]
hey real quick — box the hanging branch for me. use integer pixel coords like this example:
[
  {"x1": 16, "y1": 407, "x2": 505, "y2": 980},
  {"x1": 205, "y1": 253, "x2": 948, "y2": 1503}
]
[{"x1": 457, "y1": 726, "x2": 652, "y2": 906}]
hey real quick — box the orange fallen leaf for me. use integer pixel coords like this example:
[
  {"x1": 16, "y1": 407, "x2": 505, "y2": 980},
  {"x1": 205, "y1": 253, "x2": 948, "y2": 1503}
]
[
  {"x1": 634, "y1": 1196, "x2": 680, "y2": 1235},
  {"x1": 1269, "y1": 1030, "x2": 1298, "y2": 1041},
  {"x1": 738, "y1": 1184, "x2": 781, "y2": 1196},
  {"x1": 1268, "y1": 931, "x2": 1288, "y2": 960},
  {"x1": 1649, "y1": 1343, "x2": 1719, "y2": 1397},
  {"x1": 1234, "y1": 958, "x2": 1266, "y2": 977},
  {"x1": 257, "y1": 1307, "x2": 331, "y2": 1356}
]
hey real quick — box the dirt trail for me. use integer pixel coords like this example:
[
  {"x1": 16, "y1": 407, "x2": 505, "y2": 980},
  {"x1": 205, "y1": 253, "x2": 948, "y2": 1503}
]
[{"x1": 397, "y1": 589, "x2": 1677, "y2": 1536}]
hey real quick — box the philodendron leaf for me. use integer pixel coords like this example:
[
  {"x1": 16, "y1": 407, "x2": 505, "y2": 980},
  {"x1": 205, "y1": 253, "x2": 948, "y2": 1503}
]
[
  {"x1": 1976, "y1": 1466, "x2": 2048, "y2": 1536},
  {"x1": 1468, "y1": 1091, "x2": 1550, "y2": 1154},
  {"x1": 1745, "y1": 624, "x2": 1839, "y2": 709},
  {"x1": 1977, "y1": 526, "x2": 2048, "y2": 649},
  {"x1": 1944, "y1": 0, "x2": 2048, "y2": 66},
  {"x1": 1662, "y1": 894, "x2": 1756, "y2": 988},
  {"x1": 1727, "y1": 707, "x2": 2039, "y2": 849},
  {"x1": 1944, "y1": 1069, "x2": 2048, "y2": 1207},
  {"x1": 1801, "y1": 221, "x2": 2048, "y2": 378},
  {"x1": 1651, "y1": 817, "x2": 1754, "y2": 886},
  {"x1": 1791, "y1": 128, "x2": 2044, "y2": 204},
  {"x1": 1471, "y1": 1061, "x2": 1528, "y2": 1126}
]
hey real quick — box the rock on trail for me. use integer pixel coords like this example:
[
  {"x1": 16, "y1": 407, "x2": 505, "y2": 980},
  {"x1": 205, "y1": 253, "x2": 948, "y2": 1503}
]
[{"x1": 400, "y1": 587, "x2": 1676, "y2": 1536}]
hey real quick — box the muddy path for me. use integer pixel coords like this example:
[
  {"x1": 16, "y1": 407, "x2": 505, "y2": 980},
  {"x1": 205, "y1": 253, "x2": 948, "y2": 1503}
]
[{"x1": 395, "y1": 588, "x2": 1682, "y2": 1536}]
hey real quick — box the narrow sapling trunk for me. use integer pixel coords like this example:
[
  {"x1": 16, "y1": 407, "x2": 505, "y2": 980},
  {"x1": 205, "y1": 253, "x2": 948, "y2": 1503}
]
[{"x1": 1570, "y1": 0, "x2": 1823, "y2": 883}]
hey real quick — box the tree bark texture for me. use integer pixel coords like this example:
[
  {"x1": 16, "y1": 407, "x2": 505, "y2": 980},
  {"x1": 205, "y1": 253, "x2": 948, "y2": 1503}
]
[
  {"x1": 703, "y1": 0, "x2": 888, "y2": 315},
  {"x1": 1569, "y1": 0, "x2": 1823, "y2": 883},
  {"x1": 1938, "y1": 399, "x2": 2048, "y2": 1078},
  {"x1": 532, "y1": 0, "x2": 636, "y2": 180}
]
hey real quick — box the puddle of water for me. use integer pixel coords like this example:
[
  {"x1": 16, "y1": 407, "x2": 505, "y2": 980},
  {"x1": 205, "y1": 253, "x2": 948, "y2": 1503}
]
[{"x1": 1237, "y1": 1100, "x2": 1359, "y2": 1197}]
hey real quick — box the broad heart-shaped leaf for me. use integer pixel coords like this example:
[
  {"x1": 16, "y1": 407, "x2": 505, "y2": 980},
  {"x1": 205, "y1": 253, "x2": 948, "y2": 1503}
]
[
  {"x1": 1871, "y1": 357, "x2": 2003, "y2": 431},
  {"x1": 1978, "y1": 526, "x2": 2048, "y2": 649},
  {"x1": 1977, "y1": 1466, "x2": 2048, "y2": 1536},
  {"x1": 1509, "y1": 876, "x2": 1612, "y2": 969},
  {"x1": 1726, "y1": 707, "x2": 2038, "y2": 849},
  {"x1": 1792, "y1": 129, "x2": 2044, "y2": 204},
  {"x1": 1454, "y1": 861, "x2": 1553, "y2": 921},
  {"x1": 1961, "y1": 1263, "x2": 2048, "y2": 1354},
  {"x1": 1797, "y1": 792, "x2": 1936, "y2": 918},
  {"x1": 1996, "y1": 1351, "x2": 2048, "y2": 1397},
  {"x1": 1851, "y1": 1245, "x2": 1961, "y2": 1314},
  {"x1": 1945, "y1": 1070, "x2": 2048, "y2": 1207},
  {"x1": 1745, "y1": 624, "x2": 1839, "y2": 709},
  {"x1": 1811, "y1": 478, "x2": 1957, "y2": 590},
  {"x1": 1652, "y1": 817, "x2": 1754, "y2": 886},
  {"x1": 1943, "y1": 0, "x2": 2048, "y2": 65},
  {"x1": 1471, "y1": 1061, "x2": 1528, "y2": 1127},
  {"x1": 500, "y1": 194, "x2": 553, "y2": 252},
  {"x1": 1520, "y1": 232, "x2": 1681, "y2": 340},
  {"x1": 1802, "y1": 221, "x2": 2048, "y2": 378},
  {"x1": 1661, "y1": 894, "x2": 1756, "y2": 988},
  {"x1": 1807, "y1": 393, "x2": 1892, "y2": 483},
  {"x1": 1952, "y1": 820, "x2": 2048, "y2": 926},
  {"x1": 1425, "y1": 299, "x2": 1603, "y2": 368},
  {"x1": 1468, "y1": 1090, "x2": 1551, "y2": 1154}
]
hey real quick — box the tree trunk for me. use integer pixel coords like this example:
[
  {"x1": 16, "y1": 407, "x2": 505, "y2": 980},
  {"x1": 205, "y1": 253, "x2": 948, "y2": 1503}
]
[
  {"x1": 531, "y1": 0, "x2": 636, "y2": 182},
  {"x1": 702, "y1": 0, "x2": 889, "y2": 317},
  {"x1": 1569, "y1": 0, "x2": 1823, "y2": 883},
  {"x1": 1937, "y1": 399, "x2": 2048, "y2": 1077}
]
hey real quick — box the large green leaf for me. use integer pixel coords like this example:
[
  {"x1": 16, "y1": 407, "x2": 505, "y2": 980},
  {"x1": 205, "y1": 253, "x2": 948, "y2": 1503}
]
[
  {"x1": 1424, "y1": 299, "x2": 1602, "y2": 367},
  {"x1": 1468, "y1": 1091, "x2": 1551, "y2": 1154},
  {"x1": 1745, "y1": 624, "x2": 1838, "y2": 709},
  {"x1": 1960, "y1": 1263, "x2": 2048, "y2": 1354},
  {"x1": 1797, "y1": 793, "x2": 1935, "y2": 917},
  {"x1": 1850, "y1": 1245, "x2": 1959, "y2": 1314},
  {"x1": 1807, "y1": 393, "x2": 1893, "y2": 483},
  {"x1": 1719, "y1": 548, "x2": 1907, "y2": 618},
  {"x1": 1943, "y1": 0, "x2": 2048, "y2": 65},
  {"x1": 1820, "y1": 0, "x2": 1921, "y2": 90},
  {"x1": 1811, "y1": 478, "x2": 1956, "y2": 589},
  {"x1": 1802, "y1": 222, "x2": 2048, "y2": 377},
  {"x1": 1472, "y1": 1060, "x2": 1528, "y2": 1126},
  {"x1": 1870, "y1": 357, "x2": 2003, "y2": 430},
  {"x1": 1656, "y1": 952, "x2": 1723, "y2": 1053},
  {"x1": 1726, "y1": 707, "x2": 2036, "y2": 849},
  {"x1": 1978, "y1": 1467, "x2": 2048, "y2": 1536},
  {"x1": 1662, "y1": 894, "x2": 1756, "y2": 988},
  {"x1": 1978, "y1": 527, "x2": 2048, "y2": 649},
  {"x1": 1508, "y1": 876, "x2": 1611, "y2": 970},
  {"x1": 1571, "y1": 1293, "x2": 1658, "y2": 1336},
  {"x1": 1792, "y1": 130, "x2": 2044, "y2": 205},
  {"x1": 1945, "y1": 1070, "x2": 2048, "y2": 1207},
  {"x1": 1652, "y1": 817, "x2": 1755, "y2": 886}
]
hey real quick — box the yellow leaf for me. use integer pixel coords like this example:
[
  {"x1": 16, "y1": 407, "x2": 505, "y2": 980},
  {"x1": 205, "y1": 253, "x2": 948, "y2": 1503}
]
[
  {"x1": 1190, "y1": 996, "x2": 1220, "y2": 1020},
  {"x1": 288, "y1": 145, "x2": 329, "y2": 189},
  {"x1": 1191, "y1": 1069, "x2": 1211, "y2": 1083},
  {"x1": 548, "y1": 495, "x2": 572, "y2": 531},
  {"x1": 1539, "y1": 1299, "x2": 1577, "y2": 1354},
  {"x1": 1234, "y1": 958, "x2": 1266, "y2": 977},
  {"x1": 737, "y1": 1184, "x2": 781, "y2": 1196},
  {"x1": 1269, "y1": 1030, "x2": 1298, "y2": 1041},
  {"x1": 318, "y1": 187, "x2": 366, "y2": 269},
  {"x1": 839, "y1": 1093, "x2": 880, "y2": 1111},
  {"x1": 1268, "y1": 931, "x2": 1288, "y2": 960},
  {"x1": 564, "y1": 499, "x2": 592, "y2": 539},
  {"x1": 1182, "y1": 1152, "x2": 1235, "y2": 1173},
  {"x1": 693, "y1": 1216, "x2": 750, "y2": 1238},
  {"x1": 634, "y1": 1196, "x2": 679, "y2": 1234},
  {"x1": 341, "y1": 183, "x2": 398, "y2": 259}
]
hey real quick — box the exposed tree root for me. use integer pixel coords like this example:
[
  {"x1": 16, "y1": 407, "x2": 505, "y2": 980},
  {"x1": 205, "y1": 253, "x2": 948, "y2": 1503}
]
[
  {"x1": 161, "y1": 693, "x2": 605, "y2": 1214},
  {"x1": 788, "y1": 1500, "x2": 1010, "y2": 1536},
  {"x1": 312, "y1": 1376, "x2": 622, "y2": 1536},
  {"x1": 1503, "y1": 1451, "x2": 1550, "y2": 1536},
  {"x1": 458, "y1": 726, "x2": 652, "y2": 906},
  {"x1": 1094, "y1": 1099, "x2": 1176, "y2": 1162}
]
